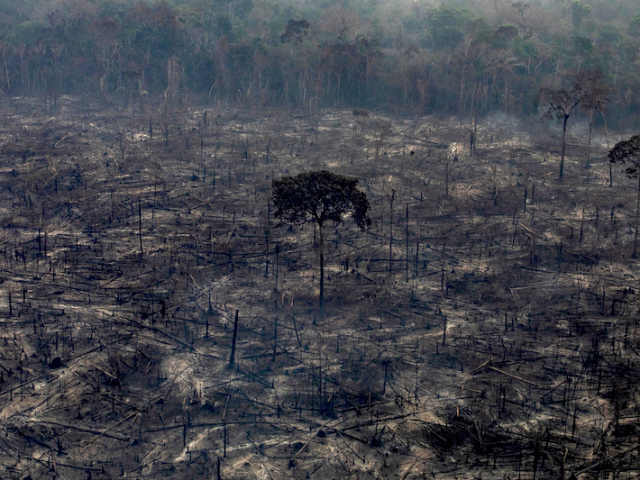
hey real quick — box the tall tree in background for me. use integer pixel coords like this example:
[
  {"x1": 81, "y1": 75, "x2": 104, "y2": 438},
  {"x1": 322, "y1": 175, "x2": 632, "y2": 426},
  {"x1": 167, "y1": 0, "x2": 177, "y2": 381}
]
[
  {"x1": 570, "y1": 0, "x2": 591, "y2": 30},
  {"x1": 576, "y1": 69, "x2": 611, "y2": 165},
  {"x1": 539, "y1": 84, "x2": 582, "y2": 181},
  {"x1": 280, "y1": 19, "x2": 309, "y2": 44},
  {"x1": 609, "y1": 135, "x2": 640, "y2": 257},
  {"x1": 272, "y1": 171, "x2": 370, "y2": 318},
  {"x1": 0, "y1": 0, "x2": 638, "y2": 122}
]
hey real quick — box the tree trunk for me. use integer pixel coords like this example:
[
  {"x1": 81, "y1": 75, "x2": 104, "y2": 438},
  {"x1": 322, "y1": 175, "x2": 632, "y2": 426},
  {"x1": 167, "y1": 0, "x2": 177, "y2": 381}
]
[
  {"x1": 319, "y1": 250, "x2": 324, "y2": 319},
  {"x1": 560, "y1": 114, "x2": 568, "y2": 182},
  {"x1": 586, "y1": 109, "x2": 594, "y2": 166},
  {"x1": 138, "y1": 198, "x2": 144, "y2": 258},
  {"x1": 634, "y1": 175, "x2": 640, "y2": 257},
  {"x1": 389, "y1": 192, "x2": 394, "y2": 273},
  {"x1": 600, "y1": 109, "x2": 610, "y2": 148},
  {"x1": 318, "y1": 224, "x2": 324, "y2": 320},
  {"x1": 405, "y1": 204, "x2": 409, "y2": 282},
  {"x1": 272, "y1": 314, "x2": 278, "y2": 362},
  {"x1": 228, "y1": 309, "x2": 239, "y2": 369}
]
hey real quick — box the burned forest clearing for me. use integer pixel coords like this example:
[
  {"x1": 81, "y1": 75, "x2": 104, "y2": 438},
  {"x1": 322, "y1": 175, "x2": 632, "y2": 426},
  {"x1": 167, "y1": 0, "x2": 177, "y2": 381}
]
[{"x1": 0, "y1": 96, "x2": 638, "y2": 479}]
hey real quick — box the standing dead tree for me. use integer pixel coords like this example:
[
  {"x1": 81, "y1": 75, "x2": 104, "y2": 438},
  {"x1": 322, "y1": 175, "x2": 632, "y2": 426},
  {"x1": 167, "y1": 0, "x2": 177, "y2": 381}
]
[
  {"x1": 539, "y1": 84, "x2": 581, "y2": 182},
  {"x1": 272, "y1": 170, "x2": 370, "y2": 318}
]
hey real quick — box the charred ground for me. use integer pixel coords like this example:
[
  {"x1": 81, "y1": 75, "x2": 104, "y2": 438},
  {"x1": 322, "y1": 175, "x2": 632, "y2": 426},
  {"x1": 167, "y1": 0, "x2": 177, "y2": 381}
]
[{"x1": 0, "y1": 96, "x2": 638, "y2": 479}]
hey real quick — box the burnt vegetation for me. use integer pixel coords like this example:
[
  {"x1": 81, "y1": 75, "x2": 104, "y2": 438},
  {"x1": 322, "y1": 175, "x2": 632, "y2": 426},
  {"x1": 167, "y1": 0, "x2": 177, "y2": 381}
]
[
  {"x1": 0, "y1": 93, "x2": 638, "y2": 479},
  {"x1": 0, "y1": 0, "x2": 639, "y2": 478}
]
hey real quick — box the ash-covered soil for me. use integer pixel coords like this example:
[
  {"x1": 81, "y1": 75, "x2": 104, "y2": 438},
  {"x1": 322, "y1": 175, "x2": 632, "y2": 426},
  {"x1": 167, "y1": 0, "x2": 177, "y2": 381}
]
[{"x1": 0, "y1": 96, "x2": 638, "y2": 479}]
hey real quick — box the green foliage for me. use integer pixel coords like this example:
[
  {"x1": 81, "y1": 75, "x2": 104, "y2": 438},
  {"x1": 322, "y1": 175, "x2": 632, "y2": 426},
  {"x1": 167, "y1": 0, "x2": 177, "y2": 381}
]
[
  {"x1": 609, "y1": 135, "x2": 640, "y2": 256},
  {"x1": 609, "y1": 135, "x2": 640, "y2": 177},
  {"x1": 629, "y1": 13, "x2": 640, "y2": 37},
  {"x1": 3, "y1": 20, "x2": 43, "y2": 45},
  {"x1": 280, "y1": 19, "x2": 310, "y2": 43},
  {"x1": 512, "y1": 37, "x2": 539, "y2": 60},
  {"x1": 0, "y1": 0, "x2": 638, "y2": 124},
  {"x1": 425, "y1": 5, "x2": 472, "y2": 50},
  {"x1": 493, "y1": 24, "x2": 520, "y2": 48},
  {"x1": 570, "y1": 0, "x2": 591, "y2": 29},
  {"x1": 272, "y1": 171, "x2": 370, "y2": 230},
  {"x1": 216, "y1": 14, "x2": 233, "y2": 36},
  {"x1": 572, "y1": 35, "x2": 594, "y2": 56},
  {"x1": 598, "y1": 23, "x2": 623, "y2": 46},
  {"x1": 233, "y1": 0, "x2": 255, "y2": 17}
]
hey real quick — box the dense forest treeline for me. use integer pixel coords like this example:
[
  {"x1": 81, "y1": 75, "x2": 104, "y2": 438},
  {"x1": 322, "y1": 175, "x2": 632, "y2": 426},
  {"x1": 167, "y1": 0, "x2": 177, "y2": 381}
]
[{"x1": 0, "y1": 0, "x2": 639, "y2": 126}]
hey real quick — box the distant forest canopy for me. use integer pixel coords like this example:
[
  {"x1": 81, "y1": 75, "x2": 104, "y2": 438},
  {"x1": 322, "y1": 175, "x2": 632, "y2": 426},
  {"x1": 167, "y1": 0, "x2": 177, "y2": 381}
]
[{"x1": 0, "y1": 0, "x2": 639, "y2": 127}]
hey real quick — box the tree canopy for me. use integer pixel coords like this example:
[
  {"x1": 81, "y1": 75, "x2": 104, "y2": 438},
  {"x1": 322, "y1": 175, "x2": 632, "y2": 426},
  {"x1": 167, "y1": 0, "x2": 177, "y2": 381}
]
[
  {"x1": 272, "y1": 171, "x2": 370, "y2": 231},
  {"x1": 609, "y1": 135, "x2": 640, "y2": 256},
  {"x1": 539, "y1": 83, "x2": 583, "y2": 181},
  {"x1": 0, "y1": 0, "x2": 637, "y2": 124},
  {"x1": 272, "y1": 170, "x2": 370, "y2": 318},
  {"x1": 609, "y1": 135, "x2": 640, "y2": 177}
]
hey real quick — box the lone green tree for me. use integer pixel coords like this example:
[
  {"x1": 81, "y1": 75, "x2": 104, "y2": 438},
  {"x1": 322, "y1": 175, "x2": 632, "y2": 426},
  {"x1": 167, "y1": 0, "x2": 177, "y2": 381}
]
[
  {"x1": 272, "y1": 171, "x2": 370, "y2": 317},
  {"x1": 609, "y1": 135, "x2": 640, "y2": 257}
]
